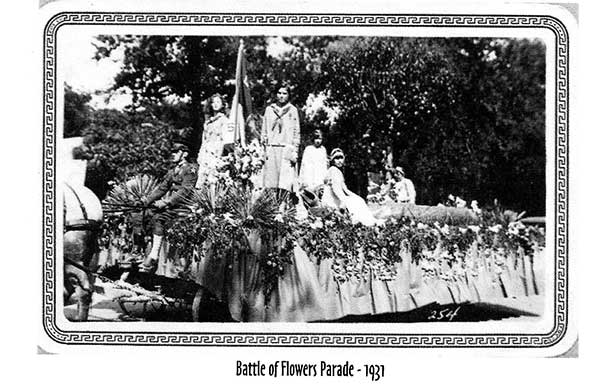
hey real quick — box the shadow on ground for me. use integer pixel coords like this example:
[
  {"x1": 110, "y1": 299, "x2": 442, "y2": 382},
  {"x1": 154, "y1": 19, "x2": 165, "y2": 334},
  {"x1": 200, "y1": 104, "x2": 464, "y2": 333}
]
[
  {"x1": 90, "y1": 265, "x2": 539, "y2": 323},
  {"x1": 141, "y1": 301, "x2": 538, "y2": 323},
  {"x1": 315, "y1": 302, "x2": 539, "y2": 323}
]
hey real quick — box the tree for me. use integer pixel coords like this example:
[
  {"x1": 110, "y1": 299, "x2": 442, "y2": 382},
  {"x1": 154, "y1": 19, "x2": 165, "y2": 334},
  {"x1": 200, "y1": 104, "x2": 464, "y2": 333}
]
[
  {"x1": 63, "y1": 83, "x2": 92, "y2": 137},
  {"x1": 318, "y1": 37, "x2": 462, "y2": 197},
  {"x1": 316, "y1": 37, "x2": 545, "y2": 214},
  {"x1": 94, "y1": 35, "x2": 339, "y2": 147},
  {"x1": 92, "y1": 35, "x2": 546, "y2": 214},
  {"x1": 95, "y1": 36, "x2": 270, "y2": 152},
  {"x1": 442, "y1": 38, "x2": 546, "y2": 214}
]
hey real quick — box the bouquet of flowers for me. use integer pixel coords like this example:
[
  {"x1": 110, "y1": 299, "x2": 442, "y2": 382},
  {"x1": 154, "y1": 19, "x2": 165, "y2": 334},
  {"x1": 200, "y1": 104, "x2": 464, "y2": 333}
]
[{"x1": 216, "y1": 142, "x2": 266, "y2": 186}]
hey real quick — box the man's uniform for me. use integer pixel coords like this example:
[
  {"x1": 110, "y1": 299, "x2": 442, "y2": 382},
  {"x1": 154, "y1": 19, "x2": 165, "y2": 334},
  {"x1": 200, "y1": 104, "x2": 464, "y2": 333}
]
[{"x1": 144, "y1": 161, "x2": 199, "y2": 235}]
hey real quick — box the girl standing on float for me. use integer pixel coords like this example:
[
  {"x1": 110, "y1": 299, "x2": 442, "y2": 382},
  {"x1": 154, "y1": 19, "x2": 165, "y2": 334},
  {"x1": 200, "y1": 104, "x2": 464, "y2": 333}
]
[
  {"x1": 196, "y1": 94, "x2": 232, "y2": 187},
  {"x1": 261, "y1": 85, "x2": 301, "y2": 192},
  {"x1": 299, "y1": 129, "x2": 328, "y2": 196}
]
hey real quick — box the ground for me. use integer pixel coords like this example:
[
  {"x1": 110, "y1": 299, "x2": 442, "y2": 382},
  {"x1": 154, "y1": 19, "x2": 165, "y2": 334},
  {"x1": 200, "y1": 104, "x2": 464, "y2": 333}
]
[{"x1": 65, "y1": 277, "x2": 544, "y2": 323}]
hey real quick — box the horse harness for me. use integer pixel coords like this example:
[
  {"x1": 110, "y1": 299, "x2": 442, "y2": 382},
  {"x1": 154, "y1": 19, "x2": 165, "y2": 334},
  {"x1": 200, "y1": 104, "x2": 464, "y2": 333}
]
[{"x1": 63, "y1": 183, "x2": 101, "y2": 233}]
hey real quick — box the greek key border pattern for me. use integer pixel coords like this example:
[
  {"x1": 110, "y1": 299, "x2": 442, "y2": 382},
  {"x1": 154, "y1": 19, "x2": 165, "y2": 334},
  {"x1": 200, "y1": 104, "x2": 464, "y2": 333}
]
[{"x1": 42, "y1": 13, "x2": 569, "y2": 347}]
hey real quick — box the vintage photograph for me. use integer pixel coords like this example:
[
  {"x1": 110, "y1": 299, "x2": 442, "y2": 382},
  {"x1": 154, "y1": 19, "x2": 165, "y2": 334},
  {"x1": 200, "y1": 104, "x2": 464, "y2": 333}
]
[{"x1": 60, "y1": 33, "x2": 548, "y2": 325}]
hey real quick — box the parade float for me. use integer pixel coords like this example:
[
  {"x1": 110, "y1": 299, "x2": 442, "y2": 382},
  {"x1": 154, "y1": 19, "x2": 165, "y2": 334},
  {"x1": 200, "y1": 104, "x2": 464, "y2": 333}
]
[
  {"x1": 63, "y1": 40, "x2": 546, "y2": 323},
  {"x1": 83, "y1": 143, "x2": 545, "y2": 323}
]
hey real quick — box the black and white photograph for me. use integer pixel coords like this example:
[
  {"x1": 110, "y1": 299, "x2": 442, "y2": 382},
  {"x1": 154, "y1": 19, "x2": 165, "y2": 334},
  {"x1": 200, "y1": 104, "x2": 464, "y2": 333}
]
[
  {"x1": 39, "y1": 2, "x2": 576, "y2": 356},
  {"x1": 62, "y1": 33, "x2": 548, "y2": 323}
]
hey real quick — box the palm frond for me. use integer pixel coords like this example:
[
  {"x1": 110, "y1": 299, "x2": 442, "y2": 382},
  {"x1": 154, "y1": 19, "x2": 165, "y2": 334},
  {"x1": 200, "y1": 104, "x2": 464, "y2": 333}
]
[
  {"x1": 250, "y1": 189, "x2": 281, "y2": 228},
  {"x1": 104, "y1": 174, "x2": 161, "y2": 207},
  {"x1": 224, "y1": 185, "x2": 258, "y2": 223},
  {"x1": 223, "y1": 187, "x2": 295, "y2": 229},
  {"x1": 181, "y1": 183, "x2": 230, "y2": 215}
]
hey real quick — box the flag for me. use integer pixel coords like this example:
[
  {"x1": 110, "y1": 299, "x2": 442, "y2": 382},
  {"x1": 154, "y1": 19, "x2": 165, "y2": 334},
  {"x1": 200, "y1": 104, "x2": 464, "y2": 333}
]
[{"x1": 229, "y1": 39, "x2": 252, "y2": 147}]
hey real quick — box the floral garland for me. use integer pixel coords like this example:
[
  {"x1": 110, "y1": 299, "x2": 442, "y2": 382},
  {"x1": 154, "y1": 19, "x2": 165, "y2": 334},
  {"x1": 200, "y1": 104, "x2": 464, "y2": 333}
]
[
  {"x1": 295, "y1": 197, "x2": 545, "y2": 284},
  {"x1": 98, "y1": 213, "x2": 133, "y2": 253},
  {"x1": 167, "y1": 213, "x2": 244, "y2": 264},
  {"x1": 295, "y1": 212, "x2": 413, "y2": 282},
  {"x1": 258, "y1": 225, "x2": 298, "y2": 302},
  {"x1": 99, "y1": 178, "x2": 546, "y2": 302}
]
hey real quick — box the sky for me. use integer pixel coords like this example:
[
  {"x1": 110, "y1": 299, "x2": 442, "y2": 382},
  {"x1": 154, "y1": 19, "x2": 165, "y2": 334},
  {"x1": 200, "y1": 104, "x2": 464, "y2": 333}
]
[
  {"x1": 60, "y1": 33, "x2": 133, "y2": 109},
  {"x1": 60, "y1": 34, "x2": 293, "y2": 110}
]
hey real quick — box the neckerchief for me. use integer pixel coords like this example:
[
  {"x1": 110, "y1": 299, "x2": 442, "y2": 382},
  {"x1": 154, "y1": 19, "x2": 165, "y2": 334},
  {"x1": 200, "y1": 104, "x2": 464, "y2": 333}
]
[{"x1": 270, "y1": 104, "x2": 291, "y2": 133}]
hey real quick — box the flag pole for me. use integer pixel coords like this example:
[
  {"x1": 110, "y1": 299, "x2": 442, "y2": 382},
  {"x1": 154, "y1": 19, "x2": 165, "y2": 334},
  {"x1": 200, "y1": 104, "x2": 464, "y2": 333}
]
[
  {"x1": 235, "y1": 39, "x2": 242, "y2": 132},
  {"x1": 233, "y1": 39, "x2": 246, "y2": 147}
]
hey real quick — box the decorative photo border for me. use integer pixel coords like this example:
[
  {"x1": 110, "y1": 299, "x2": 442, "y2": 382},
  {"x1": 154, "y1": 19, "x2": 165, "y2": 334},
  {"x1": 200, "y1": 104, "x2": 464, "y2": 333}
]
[{"x1": 42, "y1": 12, "x2": 569, "y2": 348}]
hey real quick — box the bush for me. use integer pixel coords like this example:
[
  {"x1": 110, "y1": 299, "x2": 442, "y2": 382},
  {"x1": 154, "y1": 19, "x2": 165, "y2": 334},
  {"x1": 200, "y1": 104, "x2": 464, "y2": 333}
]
[{"x1": 81, "y1": 109, "x2": 178, "y2": 198}]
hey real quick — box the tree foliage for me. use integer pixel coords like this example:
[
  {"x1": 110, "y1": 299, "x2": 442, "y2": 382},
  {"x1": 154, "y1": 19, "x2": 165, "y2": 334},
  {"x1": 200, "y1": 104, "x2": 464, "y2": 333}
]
[
  {"x1": 316, "y1": 37, "x2": 545, "y2": 214},
  {"x1": 72, "y1": 35, "x2": 545, "y2": 214},
  {"x1": 63, "y1": 84, "x2": 92, "y2": 137},
  {"x1": 318, "y1": 38, "x2": 462, "y2": 197},
  {"x1": 451, "y1": 38, "x2": 546, "y2": 214},
  {"x1": 95, "y1": 35, "x2": 268, "y2": 152}
]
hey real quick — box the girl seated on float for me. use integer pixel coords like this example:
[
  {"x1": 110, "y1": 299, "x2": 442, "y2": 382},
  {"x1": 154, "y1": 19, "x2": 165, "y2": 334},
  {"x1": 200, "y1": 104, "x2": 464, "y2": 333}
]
[{"x1": 321, "y1": 148, "x2": 381, "y2": 227}]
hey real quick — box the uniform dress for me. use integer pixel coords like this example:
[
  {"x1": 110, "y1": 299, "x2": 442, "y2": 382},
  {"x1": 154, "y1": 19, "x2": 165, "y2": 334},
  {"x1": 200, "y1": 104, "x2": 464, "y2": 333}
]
[
  {"x1": 196, "y1": 113, "x2": 230, "y2": 187},
  {"x1": 299, "y1": 144, "x2": 328, "y2": 191},
  {"x1": 261, "y1": 103, "x2": 300, "y2": 190},
  {"x1": 144, "y1": 161, "x2": 199, "y2": 235}
]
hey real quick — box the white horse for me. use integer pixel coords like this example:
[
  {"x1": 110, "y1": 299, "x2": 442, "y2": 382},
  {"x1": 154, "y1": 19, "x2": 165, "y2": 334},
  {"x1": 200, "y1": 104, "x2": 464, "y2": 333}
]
[{"x1": 63, "y1": 182, "x2": 103, "y2": 321}]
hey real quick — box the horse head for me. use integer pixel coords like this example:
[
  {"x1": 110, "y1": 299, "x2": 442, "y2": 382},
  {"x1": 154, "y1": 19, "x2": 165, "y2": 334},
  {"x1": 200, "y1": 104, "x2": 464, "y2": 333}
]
[{"x1": 63, "y1": 182, "x2": 103, "y2": 321}]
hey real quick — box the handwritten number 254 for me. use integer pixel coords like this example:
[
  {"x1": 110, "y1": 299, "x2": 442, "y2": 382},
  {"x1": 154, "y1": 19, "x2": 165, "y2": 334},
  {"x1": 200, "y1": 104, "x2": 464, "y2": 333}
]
[{"x1": 428, "y1": 307, "x2": 460, "y2": 321}]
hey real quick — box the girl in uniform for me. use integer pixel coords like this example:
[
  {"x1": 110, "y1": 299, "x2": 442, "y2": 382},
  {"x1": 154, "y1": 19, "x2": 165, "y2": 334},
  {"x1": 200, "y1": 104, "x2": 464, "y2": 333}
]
[{"x1": 261, "y1": 86, "x2": 300, "y2": 192}]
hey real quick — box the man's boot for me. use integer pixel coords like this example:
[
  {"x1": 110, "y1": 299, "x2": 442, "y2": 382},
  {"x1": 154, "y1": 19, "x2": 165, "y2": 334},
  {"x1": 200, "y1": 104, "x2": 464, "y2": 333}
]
[{"x1": 139, "y1": 234, "x2": 163, "y2": 273}]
